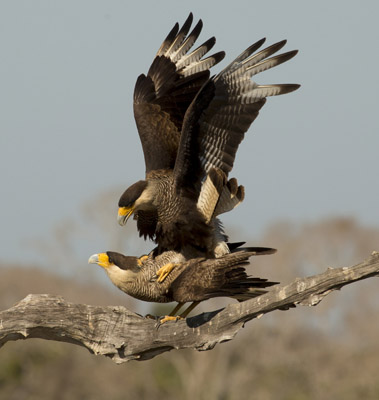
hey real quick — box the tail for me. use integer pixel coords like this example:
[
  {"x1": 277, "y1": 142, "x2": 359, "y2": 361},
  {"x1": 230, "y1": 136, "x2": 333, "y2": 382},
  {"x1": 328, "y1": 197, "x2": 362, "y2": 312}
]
[
  {"x1": 202, "y1": 250, "x2": 278, "y2": 300},
  {"x1": 227, "y1": 242, "x2": 277, "y2": 256},
  {"x1": 171, "y1": 249, "x2": 278, "y2": 303}
]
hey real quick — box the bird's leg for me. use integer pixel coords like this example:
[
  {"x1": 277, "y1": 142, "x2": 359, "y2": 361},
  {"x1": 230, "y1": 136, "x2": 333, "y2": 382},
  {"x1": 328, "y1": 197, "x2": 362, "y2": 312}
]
[
  {"x1": 179, "y1": 301, "x2": 201, "y2": 318},
  {"x1": 169, "y1": 302, "x2": 185, "y2": 316},
  {"x1": 156, "y1": 301, "x2": 201, "y2": 328},
  {"x1": 155, "y1": 262, "x2": 178, "y2": 283}
]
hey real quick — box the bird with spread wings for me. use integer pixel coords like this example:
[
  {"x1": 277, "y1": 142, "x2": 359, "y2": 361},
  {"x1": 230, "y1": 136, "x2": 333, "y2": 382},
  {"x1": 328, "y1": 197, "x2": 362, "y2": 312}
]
[{"x1": 117, "y1": 13, "x2": 299, "y2": 280}]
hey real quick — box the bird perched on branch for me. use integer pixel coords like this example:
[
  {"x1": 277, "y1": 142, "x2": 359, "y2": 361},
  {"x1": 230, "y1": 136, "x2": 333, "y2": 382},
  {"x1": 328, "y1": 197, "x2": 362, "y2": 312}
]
[
  {"x1": 89, "y1": 244, "x2": 277, "y2": 323},
  {"x1": 117, "y1": 13, "x2": 300, "y2": 264}
]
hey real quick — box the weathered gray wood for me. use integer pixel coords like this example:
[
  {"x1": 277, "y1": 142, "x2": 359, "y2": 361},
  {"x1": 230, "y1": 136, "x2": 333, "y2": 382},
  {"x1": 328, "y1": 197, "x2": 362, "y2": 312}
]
[{"x1": 0, "y1": 252, "x2": 378, "y2": 363}]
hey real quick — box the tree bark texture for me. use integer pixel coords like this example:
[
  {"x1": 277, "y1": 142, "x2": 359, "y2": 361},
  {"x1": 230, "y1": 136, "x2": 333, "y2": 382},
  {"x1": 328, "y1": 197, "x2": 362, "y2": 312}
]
[{"x1": 0, "y1": 251, "x2": 378, "y2": 363}]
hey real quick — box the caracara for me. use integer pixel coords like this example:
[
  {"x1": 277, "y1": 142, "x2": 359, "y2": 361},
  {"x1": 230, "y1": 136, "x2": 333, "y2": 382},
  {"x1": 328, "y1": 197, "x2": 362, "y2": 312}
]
[
  {"x1": 89, "y1": 244, "x2": 277, "y2": 323},
  {"x1": 117, "y1": 13, "x2": 299, "y2": 262}
]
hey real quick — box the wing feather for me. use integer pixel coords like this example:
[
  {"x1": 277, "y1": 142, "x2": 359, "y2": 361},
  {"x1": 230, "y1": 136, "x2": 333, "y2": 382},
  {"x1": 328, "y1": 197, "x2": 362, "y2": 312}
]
[
  {"x1": 133, "y1": 13, "x2": 225, "y2": 173},
  {"x1": 174, "y1": 39, "x2": 300, "y2": 194},
  {"x1": 171, "y1": 250, "x2": 277, "y2": 302}
]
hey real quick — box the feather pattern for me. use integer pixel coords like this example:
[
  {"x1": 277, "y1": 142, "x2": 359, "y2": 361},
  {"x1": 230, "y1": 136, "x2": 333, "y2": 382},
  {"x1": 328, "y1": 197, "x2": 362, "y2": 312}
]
[
  {"x1": 99, "y1": 246, "x2": 277, "y2": 304},
  {"x1": 133, "y1": 13, "x2": 225, "y2": 173},
  {"x1": 119, "y1": 16, "x2": 299, "y2": 259},
  {"x1": 174, "y1": 39, "x2": 300, "y2": 193}
]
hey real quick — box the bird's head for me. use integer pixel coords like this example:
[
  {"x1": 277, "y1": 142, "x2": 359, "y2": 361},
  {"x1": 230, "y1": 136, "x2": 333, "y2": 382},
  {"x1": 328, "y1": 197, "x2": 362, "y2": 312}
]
[
  {"x1": 117, "y1": 180, "x2": 151, "y2": 226},
  {"x1": 88, "y1": 251, "x2": 142, "y2": 270},
  {"x1": 88, "y1": 251, "x2": 142, "y2": 291}
]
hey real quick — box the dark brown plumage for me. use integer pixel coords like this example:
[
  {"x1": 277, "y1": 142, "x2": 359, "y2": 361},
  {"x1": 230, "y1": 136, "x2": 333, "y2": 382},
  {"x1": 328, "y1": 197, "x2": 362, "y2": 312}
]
[
  {"x1": 88, "y1": 244, "x2": 278, "y2": 318},
  {"x1": 118, "y1": 14, "x2": 300, "y2": 257}
]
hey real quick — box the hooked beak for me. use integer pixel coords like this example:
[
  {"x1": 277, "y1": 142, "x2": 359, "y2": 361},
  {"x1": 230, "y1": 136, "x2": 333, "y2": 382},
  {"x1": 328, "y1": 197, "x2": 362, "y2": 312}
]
[
  {"x1": 117, "y1": 206, "x2": 134, "y2": 226},
  {"x1": 88, "y1": 253, "x2": 111, "y2": 269}
]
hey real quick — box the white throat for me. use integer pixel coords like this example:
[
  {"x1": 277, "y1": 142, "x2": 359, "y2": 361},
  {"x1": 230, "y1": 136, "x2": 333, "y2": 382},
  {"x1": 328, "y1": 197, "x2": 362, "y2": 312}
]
[{"x1": 105, "y1": 265, "x2": 138, "y2": 292}]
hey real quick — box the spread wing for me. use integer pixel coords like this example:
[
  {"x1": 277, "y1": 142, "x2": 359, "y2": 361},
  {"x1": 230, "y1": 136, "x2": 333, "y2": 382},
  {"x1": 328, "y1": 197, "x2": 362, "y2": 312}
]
[
  {"x1": 133, "y1": 13, "x2": 225, "y2": 173},
  {"x1": 173, "y1": 38, "x2": 300, "y2": 195}
]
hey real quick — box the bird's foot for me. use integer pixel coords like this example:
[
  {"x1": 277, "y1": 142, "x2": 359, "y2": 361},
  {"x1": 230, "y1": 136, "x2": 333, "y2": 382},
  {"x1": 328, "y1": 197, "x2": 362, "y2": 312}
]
[
  {"x1": 137, "y1": 254, "x2": 149, "y2": 266},
  {"x1": 155, "y1": 315, "x2": 183, "y2": 329},
  {"x1": 155, "y1": 262, "x2": 178, "y2": 283}
]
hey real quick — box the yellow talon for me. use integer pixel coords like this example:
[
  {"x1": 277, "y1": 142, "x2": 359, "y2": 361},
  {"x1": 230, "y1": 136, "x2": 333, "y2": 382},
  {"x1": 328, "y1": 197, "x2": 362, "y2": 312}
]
[
  {"x1": 159, "y1": 315, "x2": 183, "y2": 325},
  {"x1": 156, "y1": 262, "x2": 178, "y2": 283},
  {"x1": 137, "y1": 254, "x2": 149, "y2": 266}
]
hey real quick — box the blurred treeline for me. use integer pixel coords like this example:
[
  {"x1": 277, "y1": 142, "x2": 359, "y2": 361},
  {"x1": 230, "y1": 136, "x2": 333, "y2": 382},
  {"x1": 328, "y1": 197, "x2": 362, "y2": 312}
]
[{"x1": 0, "y1": 192, "x2": 378, "y2": 399}]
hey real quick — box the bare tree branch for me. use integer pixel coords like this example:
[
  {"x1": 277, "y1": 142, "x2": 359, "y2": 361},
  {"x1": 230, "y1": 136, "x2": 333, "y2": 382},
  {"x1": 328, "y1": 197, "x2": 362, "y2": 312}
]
[{"x1": 0, "y1": 252, "x2": 378, "y2": 363}]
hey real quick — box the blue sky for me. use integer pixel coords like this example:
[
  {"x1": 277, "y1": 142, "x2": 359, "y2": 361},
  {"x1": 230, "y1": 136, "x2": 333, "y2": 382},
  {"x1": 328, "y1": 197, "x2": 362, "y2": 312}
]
[{"x1": 1, "y1": 1, "x2": 378, "y2": 268}]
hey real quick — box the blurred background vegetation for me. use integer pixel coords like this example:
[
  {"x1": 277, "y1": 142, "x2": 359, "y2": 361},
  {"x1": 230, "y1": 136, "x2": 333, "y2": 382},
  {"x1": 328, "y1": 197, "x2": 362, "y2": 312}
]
[
  {"x1": 2, "y1": 3, "x2": 378, "y2": 398},
  {"x1": 1, "y1": 191, "x2": 378, "y2": 400}
]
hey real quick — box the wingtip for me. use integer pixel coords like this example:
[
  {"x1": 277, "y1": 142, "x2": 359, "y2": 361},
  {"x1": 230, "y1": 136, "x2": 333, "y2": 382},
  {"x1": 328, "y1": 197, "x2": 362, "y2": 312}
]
[
  {"x1": 257, "y1": 37, "x2": 267, "y2": 47},
  {"x1": 282, "y1": 49, "x2": 299, "y2": 61},
  {"x1": 214, "y1": 50, "x2": 226, "y2": 64},
  {"x1": 279, "y1": 83, "x2": 301, "y2": 94},
  {"x1": 181, "y1": 12, "x2": 194, "y2": 33}
]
